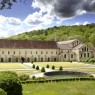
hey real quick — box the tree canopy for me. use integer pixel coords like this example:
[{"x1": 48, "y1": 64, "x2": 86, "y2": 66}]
[
  {"x1": 0, "y1": 0, "x2": 26, "y2": 10},
  {"x1": 7, "y1": 24, "x2": 95, "y2": 47}
]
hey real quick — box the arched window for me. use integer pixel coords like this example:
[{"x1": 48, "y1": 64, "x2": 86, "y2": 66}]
[
  {"x1": 54, "y1": 58, "x2": 56, "y2": 61},
  {"x1": 84, "y1": 47, "x2": 86, "y2": 51},
  {"x1": 48, "y1": 57, "x2": 50, "y2": 62},
  {"x1": 16, "y1": 58, "x2": 18, "y2": 62},
  {"x1": 1, "y1": 58, "x2": 3, "y2": 62},
  {"x1": 8, "y1": 58, "x2": 11, "y2": 62},
  {"x1": 71, "y1": 54, "x2": 73, "y2": 58},
  {"x1": 64, "y1": 54, "x2": 66, "y2": 58},
  {"x1": 21, "y1": 57, "x2": 25, "y2": 62},
  {"x1": 41, "y1": 58, "x2": 43, "y2": 62}
]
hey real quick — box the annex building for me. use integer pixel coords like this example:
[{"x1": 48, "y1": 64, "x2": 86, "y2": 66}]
[{"x1": 0, "y1": 39, "x2": 94, "y2": 62}]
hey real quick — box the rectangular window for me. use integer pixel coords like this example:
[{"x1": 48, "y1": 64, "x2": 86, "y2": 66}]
[
  {"x1": 81, "y1": 53, "x2": 82, "y2": 57},
  {"x1": 84, "y1": 53, "x2": 86, "y2": 57},
  {"x1": 19, "y1": 52, "x2": 20, "y2": 54},
  {"x1": 36, "y1": 51, "x2": 37, "y2": 54},
  {"x1": 88, "y1": 53, "x2": 89, "y2": 57},
  {"x1": 41, "y1": 51, "x2": 43, "y2": 54},
  {"x1": 14, "y1": 51, "x2": 15, "y2": 54},
  {"x1": 31, "y1": 52, "x2": 32, "y2": 54},
  {"x1": 2, "y1": 51, "x2": 4, "y2": 54},
  {"x1": 64, "y1": 54, "x2": 66, "y2": 58},
  {"x1": 46, "y1": 51, "x2": 48, "y2": 54},
  {"x1": 87, "y1": 48, "x2": 88, "y2": 51},
  {"x1": 8, "y1": 51, "x2": 10, "y2": 54},
  {"x1": 51, "y1": 52, "x2": 53, "y2": 54},
  {"x1": 71, "y1": 54, "x2": 73, "y2": 58}
]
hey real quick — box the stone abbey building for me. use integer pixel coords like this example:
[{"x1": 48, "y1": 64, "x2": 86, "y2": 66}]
[{"x1": 0, "y1": 39, "x2": 94, "y2": 62}]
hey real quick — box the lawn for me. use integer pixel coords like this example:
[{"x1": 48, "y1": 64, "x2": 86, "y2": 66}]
[
  {"x1": 23, "y1": 81, "x2": 95, "y2": 95},
  {"x1": 0, "y1": 63, "x2": 25, "y2": 69},
  {"x1": 0, "y1": 63, "x2": 40, "y2": 75},
  {"x1": 34, "y1": 62, "x2": 91, "y2": 68},
  {"x1": 15, "y1": 70, "x2": 40, "y2": 75}
]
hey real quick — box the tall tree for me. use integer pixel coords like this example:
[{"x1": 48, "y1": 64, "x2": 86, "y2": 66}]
[{"x1": 0, "y1": 0, "x2": 25, "y2": 10}]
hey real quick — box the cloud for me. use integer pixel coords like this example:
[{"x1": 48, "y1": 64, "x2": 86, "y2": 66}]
[
  {"x1": 0, "y1": 15, "x2": 45, "y2": 37},
  {"x1": 83, "y1": 21, "x2": 89, "y2": 25},
  {"x1": 73, "y1": 22, "x2": 80, "y2": 26},
  {"x1": 7, "y1": 17, "x2": 22, "y2": 26},
  {"x1": 32, "y1": 0, "x2": 95, "y2": 18},
  {"x1": 24, "y1": 11, "x2": 54, "y2": 26}
]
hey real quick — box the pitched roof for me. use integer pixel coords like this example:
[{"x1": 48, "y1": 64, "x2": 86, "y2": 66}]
[
  {"x1": 72, "y1": 44, "x2": 85, "y2": 50},
  {"x1": 57, "y1": 44, "x2": 72, "y2": 50},
  {"x1": 58, "y1": 39, "x2": 76, "y2": 44},
  {"x1": 0, "y1": 40, "x2": 58, "y2": 49}
]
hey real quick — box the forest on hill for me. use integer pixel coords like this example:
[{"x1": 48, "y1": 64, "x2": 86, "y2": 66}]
[{"x1": 7, "y1": 23, "x2": 95, "y2": 47}]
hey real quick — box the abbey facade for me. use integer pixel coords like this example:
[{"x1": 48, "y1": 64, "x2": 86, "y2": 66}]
[{"x1": 0, "y1": 39, "x2": 94, "y2": 62}]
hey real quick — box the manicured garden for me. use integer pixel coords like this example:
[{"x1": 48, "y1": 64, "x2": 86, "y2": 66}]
[
  {"x1": 0, "y1": 62, "x2": 95, "y2": 95},
  {"x1": 33, "y1": 62, "x2": 91, "y2": 68},
  {"x1": 23, "y1": 81, "x2": 95, "y2": 95}
]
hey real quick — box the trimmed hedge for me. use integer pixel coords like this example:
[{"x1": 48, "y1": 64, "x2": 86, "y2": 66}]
[
  {"x1": 19, "y1": 74, "x2": 29, "y2": 81},
  {"x1": 21, "y1": 77, "x2": 95, "y2": 84}
]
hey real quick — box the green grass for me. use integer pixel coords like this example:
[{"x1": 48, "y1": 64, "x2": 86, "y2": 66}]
[
  {"x1": 15, "y1": 70, "x2": 40, "y2": 75},
  {"x1": 34, "y1": 62, "x2": 90, "y2": 68},
  {"x1": 0, "y1": 63, "x2": 40, "y2": 75},
  {"x1": 0, "y1": 63, "x2": 25, "y2": 69},
  {"x1": 23, "y1": 81, "x2": 95, "y2": 95}
]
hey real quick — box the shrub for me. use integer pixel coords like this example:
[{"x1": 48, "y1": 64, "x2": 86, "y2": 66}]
[
  {"x1": 59, "y1": 66, "x2": 63, "y2": 71},
  {"x1": 31, "y1": 61, "x2": 33, "y2": 64},
  {"x1": 46, "y1": 64, "x2": 49, "y2": 68},
  {"x1": 0, "y1": 88, "x2": 7, "y2": 95},
  {"x1": 32, "y1": 64, "x2": 35, "y2": 69},
  {"x1": 32, "y1": 76, "x2": 36, "y2": 80},
  {"x1": 41, "y1": 67, "x2": 45, "y2": 72},
  {"x1": 0, "y1": 71, "x2": 22, "y2": 95},
  {"x1": 21, "y1": 60, "x2": 23, "y2": 64},
  {"x1": 52, "y1": 65, "x2": 55, "y2": 70},
  {"x1": 88, "y1": 58, "x2": 95, "y2": 63},
  {"x1": 36, "y1": 66, "x2": 39, "y2": 70},
  {"x1": 19, "y1": 74, "x2": 29, "y2": 81}
]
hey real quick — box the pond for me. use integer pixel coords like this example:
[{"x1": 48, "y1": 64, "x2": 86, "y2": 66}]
[{"x1": 44, "y1": 71, "x2": 91, "y2": 79}]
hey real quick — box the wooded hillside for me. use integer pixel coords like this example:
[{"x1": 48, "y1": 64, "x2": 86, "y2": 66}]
[{"x1": 7, "y1": 24, "x2": 95, "y2": 46}]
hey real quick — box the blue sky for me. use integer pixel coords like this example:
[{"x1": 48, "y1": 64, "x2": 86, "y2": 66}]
[{"x1": 0, "y1": 0, "x2": 95, "y2": 37}]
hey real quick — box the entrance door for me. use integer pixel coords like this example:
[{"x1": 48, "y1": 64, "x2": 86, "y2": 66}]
[{"x1": 21, "y1": 57, "x2": 25, "y2": 62}]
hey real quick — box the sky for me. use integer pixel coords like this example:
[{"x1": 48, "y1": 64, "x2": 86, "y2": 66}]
[{"x1": 0, "y1": 0, "x2": 95, "y2": 37}]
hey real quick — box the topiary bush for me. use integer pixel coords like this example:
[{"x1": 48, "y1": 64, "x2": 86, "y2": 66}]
[
  {"x1": 0, "y1": 88, "x2": 7, "y2": 95},
  {"x1": 32, "y1": 64, "x2": 35, "y2": 69},
  {"x1": 46, "y1": 64, "x2": 49, "y2": 68},
  {"x1": 36, "y1": 66, "x2": 39, "y2": 70},
  {"x1": 52, "y1": 65, "x2": 55, "y2": 70},
  {"x1": 41, "y1": 67, "x2": 45, "y2": 72},
  {"x1": 32, "y1": 76, "x2": 36, "y2": 80},
  {"x1": 0, "y1": 71, "x2": 22, "y2": 95},
  {"x1": 31, "y1": 61, "x2": 33, "y2": 64},
  {"x1": 19, "y1": 74, "x2": 29, "y2": 81},
  {"x1": 59, "y1": 66, "x2": 63, "y2": 71}
]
